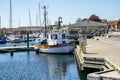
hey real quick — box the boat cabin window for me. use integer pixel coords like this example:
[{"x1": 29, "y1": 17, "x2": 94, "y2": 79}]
[
  {"x1": 62, "y1": 34, "x2": 66, "y2": 39},
  {"x1": 41, "y1": 39, "x2": 47, "y2": 45},
  {"x1": 47, "y1": 34, "x2": 53, "y2": 39},
  {"x1": 62, "y1": 41, "x2": 65, "y2": 44},
  {"x1": 53, "y1": 34, "x2": 58, "y2": 39}
]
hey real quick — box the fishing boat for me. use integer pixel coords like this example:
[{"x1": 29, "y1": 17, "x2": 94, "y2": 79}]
[
  {"x1": 33, "y1": 29, "x2": 75, "y2": 54},
  {"x1": 33, "y1": 5, "x2": 75, "y2": 54}
]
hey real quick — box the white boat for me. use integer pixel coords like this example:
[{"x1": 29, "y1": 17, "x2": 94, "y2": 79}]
[
  {"x1": 26, "y1": 34, "x2": 34, "y2": 41},
  {"x1": 7, "y1": 34, "x2": 21, "y2": 43},
  {"x1": 33, "y1": 30, "x2": 75, "y2": 54},
  {"x1": 33, "y1": 5, "x2": 74, "y2": 54}
]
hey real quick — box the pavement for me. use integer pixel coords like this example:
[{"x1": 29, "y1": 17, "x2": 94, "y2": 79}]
[
  {"x1": 99, "y1": 36, "x2": 120, "y2": 46},
  {"x1": 84, "y1": 36, "x2": 120, "y2": 67}
]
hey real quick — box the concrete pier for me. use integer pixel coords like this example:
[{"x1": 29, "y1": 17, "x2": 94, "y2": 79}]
[{"x1": 75, "y1": 36, "x2": 120, "y2": 80}]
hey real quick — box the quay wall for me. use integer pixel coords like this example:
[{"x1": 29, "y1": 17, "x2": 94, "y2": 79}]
[{"x1": 75, "y1": 41, "x2": 120, "y2": 80}]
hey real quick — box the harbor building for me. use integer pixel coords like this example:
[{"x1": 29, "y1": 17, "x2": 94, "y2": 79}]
[
  {"x1": 68, "y1": 20, "x2": 108, "y2": 38},
  {"x1": 0, "y1": 26, "x2": 44, "y2": 35},
  {"x1": 107, "y1": 19, "x2": 120, "y2": 32}
]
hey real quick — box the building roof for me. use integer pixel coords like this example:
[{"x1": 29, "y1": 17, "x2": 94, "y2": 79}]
[
  {"x1": 69, "y1": 20, "x2": 108, "y2": 28},
  {"x1": 0, "y1": 26, "x2": 44, "y2": 31},
  {"x1": 103, "y1": 19, "x2": 120, "y2": 25},
  {"x1": 110, "y1": 20, "x2": 120, "y2": 25}
]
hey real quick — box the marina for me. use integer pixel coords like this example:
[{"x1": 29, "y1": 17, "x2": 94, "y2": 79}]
[
  {"x1": 1, "y1": 34, "x2": 120, "y2": 80},
  {"x1": 0, "y1": 0, "x2": 120, "y2": 80}
]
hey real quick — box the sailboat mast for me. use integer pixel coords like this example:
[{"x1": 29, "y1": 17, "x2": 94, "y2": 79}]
[
  {"x1": 43, "y1": 5, "x2": 47, "y2": 37},
  {"x1": 9, "y1": 0, "x2": 12, "y2": 31},
  {"x1": 28, "y1": 8, "x2": 32, "y2": 26},
  {"x1": 36, "y1": 13, "x2": 38, "y2": 26},
  {"x1": 38, "y1": 3, "x2": 41, "y2": 27},
  {"x1": 19, "y1": 19, "x2": 20, "y2": 27},
  {"x1": 0, "y1": 16, "x2": 1, "y2": 29}
]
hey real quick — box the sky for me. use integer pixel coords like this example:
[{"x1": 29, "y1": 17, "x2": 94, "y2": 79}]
[{"x1": 0, "y1": 0, "x2": 120, "y2": 28}]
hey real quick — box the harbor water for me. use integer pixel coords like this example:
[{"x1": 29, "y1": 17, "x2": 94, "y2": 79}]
[
  {"x1": 0, "y1": 42, "x2": 95, "y2": 80},
  {"x1": 0, "y1": 51, "x2": 79, "y2": 80},
  {"x1": 0, "y1": 41, "x2": 80, "y2": 80}
]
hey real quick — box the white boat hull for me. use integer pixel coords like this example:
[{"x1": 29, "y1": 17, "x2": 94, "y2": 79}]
[{"x1": 33, "y1": 44, "x2": 74, "y2": 54}]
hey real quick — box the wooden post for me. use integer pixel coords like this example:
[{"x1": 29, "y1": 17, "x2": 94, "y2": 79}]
[
  {"x1": 35, "y1": 49, "x2": 39, "y2": 54},
  {"x1": 27, "y1": 32, "x2": 29, "y2": 48},
  {"x1": 10, "y1": 51, "x2": 14, "y2": 56},
  {"x1": 80, "y1": 65, "x2": 84, "y2": 71}
]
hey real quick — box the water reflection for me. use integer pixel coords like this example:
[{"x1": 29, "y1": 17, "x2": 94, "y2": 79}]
[
  {"x1": 0, "y1": 52, "x2": 79, "y2": 80},
  {"x1": 39, "y1": 54, "x2": 76, "y2": 80}
]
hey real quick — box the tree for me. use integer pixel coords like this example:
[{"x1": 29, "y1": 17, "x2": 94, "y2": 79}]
[
  {"x1": 82, "y1": 18, "x2": 88, "y2": 21},
  {"x1": 76, "y1": 17, "x2": 81, "y2": 23},
  {"x1": 60, "y1": 24, "x2": 67, "y2": 28},
  {"x1": 89, "y1": 14, "x2": 101, "y2": 22},
  {"x1": 54, "y1": 21, "x2": 58, "y2": 25}
]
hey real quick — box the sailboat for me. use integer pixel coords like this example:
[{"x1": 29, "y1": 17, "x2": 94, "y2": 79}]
[
  {"x1": 7, "y1": 34, "x2": 21, "y2": 43},
  {"x1": 6, "y1": 0, "x2": 21, "y2": 43},
  {"x1": 33, "y1": 6, "x2": 74, "y2": 54}
]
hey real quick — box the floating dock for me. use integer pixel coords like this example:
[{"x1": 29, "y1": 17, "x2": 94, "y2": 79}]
[
  {"x1": 0, "y1": 46, "x2": 34, "y2": 53},
  {"x1": 75, "y1": 37, "x2": 120, "y2": 80}
]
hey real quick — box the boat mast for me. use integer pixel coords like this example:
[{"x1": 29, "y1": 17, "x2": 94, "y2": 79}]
[
  {"x1": 9, "y1": 0, "x2": 12, "y2": 31},
  {"x1": 38, "y1": 3, "x2": 41, "y2": 27},
  {"x1": 19, "y1": 19, "x2": 20, "y2": 27},
  {"x1": 0, "y1": 16, "x2": 2, "y2": 35},
  {"x1": 36, "y1": 13, "x2": 38, "y2": 26},
  {"x1": 28, "y1": 8, "x2": 32, "y2": 26},
  {"x1": 43, "y1": 5, "x2": 47, "y2": 37},
  {"x1": 0, "y1": 16, "x2": 1, "y2": 29}
]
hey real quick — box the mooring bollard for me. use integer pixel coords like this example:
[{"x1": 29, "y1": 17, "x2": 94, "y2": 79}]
[{"x1": 79, "y1": 36, "x2": 87, "y2": 54}]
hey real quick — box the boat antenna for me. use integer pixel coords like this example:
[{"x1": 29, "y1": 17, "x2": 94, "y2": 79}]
[
  {"x1": 9, "y1": 0, "x2": 12, "y2": 31},
  {"x1": 42, "y1": 5, "x2": 48, "y2": 37}
]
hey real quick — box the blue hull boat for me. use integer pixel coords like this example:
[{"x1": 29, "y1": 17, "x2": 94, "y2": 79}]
[{"x1": 0, "y1": 36, "x2": 6, "y2": 44}]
